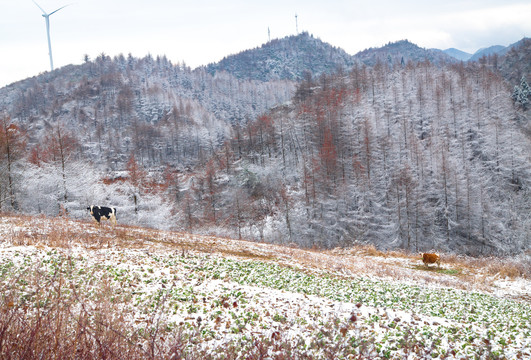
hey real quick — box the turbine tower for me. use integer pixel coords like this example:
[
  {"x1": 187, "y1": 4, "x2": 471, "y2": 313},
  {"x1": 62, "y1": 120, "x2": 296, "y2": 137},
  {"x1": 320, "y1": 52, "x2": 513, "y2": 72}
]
[{"x1": 33, "y1": 1, "x2": 69, "y2": 71}]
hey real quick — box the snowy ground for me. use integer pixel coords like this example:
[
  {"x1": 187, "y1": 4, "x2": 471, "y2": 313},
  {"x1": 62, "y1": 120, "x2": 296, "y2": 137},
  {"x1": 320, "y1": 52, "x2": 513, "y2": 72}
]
[{"x1": 0, "y1": 214, "x2": 530, "y2": 359}]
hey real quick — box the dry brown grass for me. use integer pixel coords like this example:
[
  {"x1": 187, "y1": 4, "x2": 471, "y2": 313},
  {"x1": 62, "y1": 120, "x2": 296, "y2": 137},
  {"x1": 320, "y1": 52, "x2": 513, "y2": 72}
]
[
  {"x1": 348, "y1": 245, "x2": 531, "y2": 280},
  {"x1": 1, "y1": 212, "x2": 530, "y2": 282},
  {"x1": 363, "y1": 244, "x2": 387, "y2": 257},
  {"x1": 437, "y1": 253, "x2": 531, "y2": 279},
  {"x1": 0, "y1": 256, "x2": 199, "y2": 359}
]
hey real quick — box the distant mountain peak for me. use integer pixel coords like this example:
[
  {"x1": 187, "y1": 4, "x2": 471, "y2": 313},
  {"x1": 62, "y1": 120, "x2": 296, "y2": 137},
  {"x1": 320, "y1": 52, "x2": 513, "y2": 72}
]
[
  {"x1": 469, "y1": 45, "x2": 506, "y2": 61},
  {"x1": 353, "y1": 39, "x2": 456, "y2": 66},
  {"x1": 443, "y1": 48, "x2": 472, "y2": 61},
  {"x1": 205, "y1": 32, "x2": 355, "y2": 81}
]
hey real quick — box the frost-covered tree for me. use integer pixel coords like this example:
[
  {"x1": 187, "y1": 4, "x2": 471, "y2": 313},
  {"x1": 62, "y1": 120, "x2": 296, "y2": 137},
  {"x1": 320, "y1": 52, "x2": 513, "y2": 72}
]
[
  {"x1": 194, "y1": 62, "x2": 531, "y2": 254},
  {"x1": 0, "y1": 116, "x2": 26, "y2": 210},
  {"x1": 512, "y1": 75, "x2": 530, "y2": 110}
]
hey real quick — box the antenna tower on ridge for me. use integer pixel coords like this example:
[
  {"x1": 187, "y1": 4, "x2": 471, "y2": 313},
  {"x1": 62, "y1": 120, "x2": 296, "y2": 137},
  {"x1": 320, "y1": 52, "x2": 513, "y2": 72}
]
[{"x1": 295, "y1": 13, "x2": 298, "y2": 34}]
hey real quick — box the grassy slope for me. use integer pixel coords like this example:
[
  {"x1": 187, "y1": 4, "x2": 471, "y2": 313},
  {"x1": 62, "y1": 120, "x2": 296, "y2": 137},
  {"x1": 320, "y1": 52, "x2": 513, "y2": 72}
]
[{"x1": 0, "y1": 213, "x2": 530, "y2": 359}]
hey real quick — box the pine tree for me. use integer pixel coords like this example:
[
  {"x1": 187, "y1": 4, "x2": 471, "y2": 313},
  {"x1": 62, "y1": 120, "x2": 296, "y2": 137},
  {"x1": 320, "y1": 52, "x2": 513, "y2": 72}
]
[
  {"x1": 512, "y1": 76, "x2": 530, "y2": 110},
  {"x1": 520, "y1": 75, "x2": 530, "y2": 97}
]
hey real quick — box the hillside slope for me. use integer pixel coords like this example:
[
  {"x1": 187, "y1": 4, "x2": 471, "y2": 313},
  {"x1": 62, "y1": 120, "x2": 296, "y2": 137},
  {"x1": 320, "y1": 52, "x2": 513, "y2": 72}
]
[
  {"x1": 0, "y1": 35, "x2": 529, "y2": 256},
  {"x1": 1, "y1": 53, "x2": 529, "y2": 254},
  {"x1": 0, "y1": 54, "x2": 295, "y2": 170},
  {"x1": 188, "y1": 60, "x2": 531, "y2": 254},
  {"x1": 0, "y1": 214, "x2": 530, "y2": 359},
  {"x1": 497, "y1": 38, "x2": 531, "y2": 86}
]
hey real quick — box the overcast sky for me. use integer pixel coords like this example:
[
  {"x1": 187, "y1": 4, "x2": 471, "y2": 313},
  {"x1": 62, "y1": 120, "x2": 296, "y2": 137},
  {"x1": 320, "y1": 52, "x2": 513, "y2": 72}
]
[{"x1": 1, "y1": 0, "x2": 530, "y2": 87}]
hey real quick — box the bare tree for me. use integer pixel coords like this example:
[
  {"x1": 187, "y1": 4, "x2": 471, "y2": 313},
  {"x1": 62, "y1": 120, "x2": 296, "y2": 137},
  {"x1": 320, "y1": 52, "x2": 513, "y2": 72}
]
[{"x1": 0, "y1": 116, "x2": 26, "y2": 210}]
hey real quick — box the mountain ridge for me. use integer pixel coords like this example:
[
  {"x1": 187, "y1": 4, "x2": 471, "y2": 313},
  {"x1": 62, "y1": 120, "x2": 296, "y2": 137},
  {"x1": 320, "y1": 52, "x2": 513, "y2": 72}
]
[
  {"x1": 203, "y1": 33, "x2": 528, "y2": 82},
  {"x1": 2, "y1": 34, "x2": 527, "y2": 88},
  {"x1": 469, "y1": 44, "x2": 507, "y2": 61}
]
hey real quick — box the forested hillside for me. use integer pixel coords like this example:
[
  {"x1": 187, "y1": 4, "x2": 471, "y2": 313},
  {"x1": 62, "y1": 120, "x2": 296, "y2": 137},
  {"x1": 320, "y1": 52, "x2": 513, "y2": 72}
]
[
  {"x1": 497, "y1": 38, "x2": 531, "y2": 86},
  {"x1": 190, "y1": 61, "x2": 531, "y2": 255},
  {"x1": 1, "y1": 36, "x2": 529, "y2": 255},
  {"x1": 0, "y1": 52, "x2": 294, "y2": 226},
  {"x1": 0, "y1": 54, "x2": 294, "y2": 169}
]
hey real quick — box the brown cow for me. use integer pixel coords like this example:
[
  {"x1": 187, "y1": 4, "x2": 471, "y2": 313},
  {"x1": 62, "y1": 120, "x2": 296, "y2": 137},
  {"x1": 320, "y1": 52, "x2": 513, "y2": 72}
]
[{"x1": 421, "y1": 253, "x2": 440, "y2": 268}]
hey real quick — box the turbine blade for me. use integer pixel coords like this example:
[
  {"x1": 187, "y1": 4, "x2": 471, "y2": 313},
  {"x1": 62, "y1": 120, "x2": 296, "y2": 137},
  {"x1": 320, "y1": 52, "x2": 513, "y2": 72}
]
[
  {"x1": 32, "y1": 0, "x2": 47, "y2": 15},
  {"x1": 48, "y1": 4, "x2": 71, "y2": 16}
]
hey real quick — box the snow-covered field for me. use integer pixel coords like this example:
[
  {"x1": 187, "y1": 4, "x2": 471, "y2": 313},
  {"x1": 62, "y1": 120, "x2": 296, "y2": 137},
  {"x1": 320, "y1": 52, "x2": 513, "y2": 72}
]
[{"x1": 0, "y1": 214, "x2": 530, "y2": 359}]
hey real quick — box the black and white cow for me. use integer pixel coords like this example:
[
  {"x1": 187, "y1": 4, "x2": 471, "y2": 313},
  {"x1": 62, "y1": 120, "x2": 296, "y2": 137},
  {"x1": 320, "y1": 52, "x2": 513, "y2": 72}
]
[{"x1": 87, "y1": 205, "x2": 117, "y2": 227}]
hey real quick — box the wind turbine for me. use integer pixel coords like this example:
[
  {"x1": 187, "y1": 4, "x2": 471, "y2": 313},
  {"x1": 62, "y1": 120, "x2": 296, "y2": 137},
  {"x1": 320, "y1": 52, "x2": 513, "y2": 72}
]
[{"x1": 33, "y1": 0, "x2": 70, "y2": 71}]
